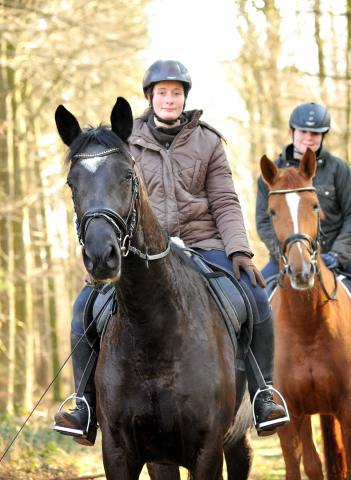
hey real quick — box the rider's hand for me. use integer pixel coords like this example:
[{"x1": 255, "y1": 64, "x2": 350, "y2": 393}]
[
  {"x1": 231, "y1": 255, "x2": 267, "y2": 288},
  {"x1": 321, "y1": 253, "x2": 340, "y2": 269}
]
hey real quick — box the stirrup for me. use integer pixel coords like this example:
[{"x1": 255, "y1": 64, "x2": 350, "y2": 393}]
[
  {"x1": 53, "y1": 393, "x2": 91, "y2": 438},
  {"x1": 252, "y1": 385, "x2": 290, "y2": 431}
]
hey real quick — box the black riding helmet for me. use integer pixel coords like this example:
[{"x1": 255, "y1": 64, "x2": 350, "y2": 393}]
[
  {"x1": 143, "y1": 60, "x2": 192, "y2": 125},
  {"x1": 289, "y1": 102, "x2": 331, "y2": 133}
]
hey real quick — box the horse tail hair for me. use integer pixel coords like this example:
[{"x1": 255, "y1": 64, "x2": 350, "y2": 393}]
[{"x1": 320, "y1": 414, "x2": 347, "y2": 480}]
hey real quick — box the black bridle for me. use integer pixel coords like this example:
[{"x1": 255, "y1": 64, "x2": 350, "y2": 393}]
[
  {"x1": 268, "y1": 187, "x2": 338, "y2": 302},
  {"x1": 70, "y1": 147, "x2": 170, "y2": 269}
]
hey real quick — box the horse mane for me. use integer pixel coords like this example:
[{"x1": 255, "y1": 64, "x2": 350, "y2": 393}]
[
  {"x1": 275, "y1": 167, "x2": 311, "y2": 190},
  {"x1": 63, "y1": 124, "x2": 131, "y2": 169},
  {"x1": 170, "y1": 243, "x2": 202, "y2": 274}
]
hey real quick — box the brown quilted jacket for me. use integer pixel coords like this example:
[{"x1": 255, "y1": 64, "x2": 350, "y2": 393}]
[{"x1": 129, "y1": 108, "x2": 253, "y2": 258}]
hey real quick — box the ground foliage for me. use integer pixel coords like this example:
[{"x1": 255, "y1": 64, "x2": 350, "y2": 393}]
[{"x1": 0, "y1": 413, "x2": 323, "y2": 479}]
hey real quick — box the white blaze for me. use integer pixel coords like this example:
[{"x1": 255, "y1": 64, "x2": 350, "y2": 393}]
[
  {"x1": 81, "y1": 155, "x2": 107, "y2": 173},
  {"x1": 285, "y1": 192, "x2": 300, "y2": 233},
  {"x1": 285, "y1": 192, "x2": 302, "y2": 254}
]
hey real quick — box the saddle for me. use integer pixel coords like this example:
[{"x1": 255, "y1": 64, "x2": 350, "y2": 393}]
[
  {"x1": 335, "y1": 269, "x2": 351, "y2": 298},
  {"x1": 187, "y1": 249, "x2": 258, "y2": 371}
]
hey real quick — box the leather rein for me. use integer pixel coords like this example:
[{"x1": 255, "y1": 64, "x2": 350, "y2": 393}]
[
  {"x1": 70, "y1": 147, "x2": 170, "y2": 269},
  {"x1": 268, "y1": 186, "x2": 338, "y2": 302}
]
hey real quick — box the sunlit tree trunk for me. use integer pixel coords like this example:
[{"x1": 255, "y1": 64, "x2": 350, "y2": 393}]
[
  {"x1": 314, "y1": 0, "x2": 325, "y2": 88},
  {"x1": 0, "y1": 34, "x2": 16, "y2": 414}
]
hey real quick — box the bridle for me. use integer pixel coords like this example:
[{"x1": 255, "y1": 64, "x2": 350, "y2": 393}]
[
  {"x1": 70, "y1": 147, "x2": 170, "y2": 269},
  {"x1": 268, "y1": 186, "x2": 338, "y2": 302}
]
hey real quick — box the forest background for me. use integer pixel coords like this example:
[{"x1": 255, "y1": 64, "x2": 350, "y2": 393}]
[{"x1": 0, "y1": 0, "x2": 350, "y2": 474}]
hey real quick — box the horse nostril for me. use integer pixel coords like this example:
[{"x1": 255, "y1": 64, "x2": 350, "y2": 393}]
[
  {"x1": 309, "y1": 262, "x2": 315, "y2": 278},
  {"x1": 83, "y1": 247, "x2": 94, "y2": 271},
  {"x1": 287, "y1": 264, "x2": 296, "y2": 280},
  {"x1": 105, "y1": 243, "x2": 119, "y2": 269}
]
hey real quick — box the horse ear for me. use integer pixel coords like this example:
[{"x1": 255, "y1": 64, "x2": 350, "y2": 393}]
[
  {"x1": 55, "y1": 105, "x2": 82, "y2": 146},
  {"x1": 299, "y1": 147, "x2": 316, "y2": 179},
  {"x1": 260, "y1": 155, "x2": 279, "y2": 186},
  {"x1": 111, "y1": 97, "x2": 133, "y2": 143}
]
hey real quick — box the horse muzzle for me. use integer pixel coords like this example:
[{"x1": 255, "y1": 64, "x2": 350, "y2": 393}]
[
  {"x1": 286, "y1": 261, "x2": 315, "y2": 290},
  {"x1": 82, "y1": 224, "x2": 122, "y2": 283}
]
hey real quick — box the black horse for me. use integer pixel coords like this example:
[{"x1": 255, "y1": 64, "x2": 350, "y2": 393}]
[{"x1": 55, "y1": 97, "x2": 253, "y2": 480}]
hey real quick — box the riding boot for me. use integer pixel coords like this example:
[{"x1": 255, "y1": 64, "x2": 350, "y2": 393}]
[
  {"x1": 246, "y1": 308, "x2": 289, "y2": 437},
  {"x1": 54, "y1": 329, "x2": 98, "y2": 446}
]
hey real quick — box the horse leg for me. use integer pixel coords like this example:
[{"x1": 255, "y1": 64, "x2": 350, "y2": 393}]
[
  {"x1": 101, "y1": 427, "x2": 143, "y2": 480},
  {"x1": 329, "y1": 411, "x2": 348, "y2": 479},
  {"x1": 278, "y1": 414, "x2": 304, "y2": 480},
  {"x1": 146, "y1": 463, "x2": 181, "y2": 480},
  {"x1": 300, "y1": 416, "x2": 323, "y2": 480},
  {"x1": 191, "y1": 434, "x2": 224, "y2": 480},
  {"x1": 224, "y1": 428, "x2": 254, "y2": 480}
]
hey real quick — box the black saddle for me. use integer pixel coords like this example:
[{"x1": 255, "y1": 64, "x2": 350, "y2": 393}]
[
  {"x1": 83, "y1": 283, "x2": 116, "y2": 355},
  {"x1": 187, "y1": 249, "x2": 260, "y2": 371}
]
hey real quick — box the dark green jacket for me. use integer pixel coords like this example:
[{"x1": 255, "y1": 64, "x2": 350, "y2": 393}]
[{"x1": 256, "y1": 143, "x2": 351, "y2": 268}]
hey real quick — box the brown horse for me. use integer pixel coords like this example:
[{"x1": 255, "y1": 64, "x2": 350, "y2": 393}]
[
  {"x1": 260, "y1": 148, "x2": 351, "y2": 480},
  {"x1": 55, "y1": 97, "x2": 254, "y2": 480}
]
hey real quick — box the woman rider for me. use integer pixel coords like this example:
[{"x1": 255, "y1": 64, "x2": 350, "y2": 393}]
[
  {"x1": 54, "y1": 60, "x2": 288, "y2": 446},
  {"x1": 256, "y1": 102, "x2": 351, "y2": 279}
]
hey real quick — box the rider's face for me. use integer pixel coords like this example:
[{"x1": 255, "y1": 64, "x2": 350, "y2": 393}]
[
  {"x1": 148, "y1": 81, "x2": 185, "y2": 125},
  {"x1": 292, "y1": 129, "x2": 323, "y2": 154}
]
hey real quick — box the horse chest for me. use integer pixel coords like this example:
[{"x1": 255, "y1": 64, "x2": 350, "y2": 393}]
[{"x1": 277, "y1": 342, "x2": 344, "y2": 414}]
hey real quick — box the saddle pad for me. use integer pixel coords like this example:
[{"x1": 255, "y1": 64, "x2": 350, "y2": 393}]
[
  {"x1": 191, "y1": 254, "x2": 247, "y2": 337},
  {"x1": 338, "y1": 274, "x2": 351, "y2": 299}
]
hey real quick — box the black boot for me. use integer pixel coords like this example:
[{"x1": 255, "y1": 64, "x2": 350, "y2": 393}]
[
  {"x1": 246, "y1": 309, "x2": 289, "y2": 436},
  {"x1": 54, "y1": 329, "x2": 98, "y2": 446}
]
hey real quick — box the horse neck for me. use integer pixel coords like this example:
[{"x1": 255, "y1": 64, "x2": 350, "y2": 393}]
[
  {"x1": 115, "y1": 182, "x2": 182, "y2": 326},
  {"x1": 278, "y1": 258, "x2": 335, "y2": 330}
]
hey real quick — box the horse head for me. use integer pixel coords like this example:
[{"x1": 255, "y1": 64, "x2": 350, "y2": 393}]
[
  {"x1": 260, "y1": 148, "x2": 322, "y2": 290},
  {"x1": 55, "y1": 97, "x2": 135, "y2": 284}
]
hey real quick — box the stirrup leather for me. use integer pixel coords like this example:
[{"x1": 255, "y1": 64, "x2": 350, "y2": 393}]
[
  {"x1": 252, "y1": 385, "x2": 290, "y2": 431},
  {"x1": 53, "y1": 393, "x2": 91, "y2": 438}
]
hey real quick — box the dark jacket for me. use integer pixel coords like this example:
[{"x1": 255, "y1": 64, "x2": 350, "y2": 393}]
[
  {"x1": 130, "y1": 108, "x2": 253, "y2": 258},
  {"x1": 256, "y1": 143, "x2": 351, "y2": 268}
]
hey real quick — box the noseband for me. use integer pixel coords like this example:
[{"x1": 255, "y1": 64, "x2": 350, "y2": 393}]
[
  {"x1": 70, "y1": 147, "x2": 170, "y2": 269},
  {"x1": 268, "y1": 187, "x2": 338, "y2": 302}
]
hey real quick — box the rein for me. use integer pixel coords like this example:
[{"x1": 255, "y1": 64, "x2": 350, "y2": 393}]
[
  {"x1": 268, "y1": 186, "x2": 338, "y2": 302},
  {"x1": 70, "y1": 147, "x2": 170, "y2": 268}
]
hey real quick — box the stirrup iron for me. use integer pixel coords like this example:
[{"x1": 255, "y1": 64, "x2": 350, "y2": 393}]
[
  {"x1": 252, "y1": 385, "x2": 290, "y2": 431},
  {"x1": 53, "y1": 393, "x2": 91, "y2": 438}
]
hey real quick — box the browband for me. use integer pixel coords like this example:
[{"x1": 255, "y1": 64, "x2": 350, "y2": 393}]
[{"x1": 268, "y1": 187, "x2": 316, "y2": 196}]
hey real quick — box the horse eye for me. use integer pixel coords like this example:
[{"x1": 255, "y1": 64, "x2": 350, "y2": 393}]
[
  {"x1": 312, "y1": 203, "x2": 319, "y2": 212},
  {"x1": 126, "y1": 171, "x2": 133, "y2": 180},
  {"x1": 269, "y1": 209, "x2": 277, "y2": 217}
]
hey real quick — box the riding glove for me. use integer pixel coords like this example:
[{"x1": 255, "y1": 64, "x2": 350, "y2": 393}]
[
  {"x1": 321, "y1": 253, "x2": 340, "y2": 269},
  {"x1": 232, "y1": 255, "x2": 267, "y2": 288}
]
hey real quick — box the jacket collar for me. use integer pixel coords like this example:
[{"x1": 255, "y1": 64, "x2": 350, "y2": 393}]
[
  {"x1": 281, "y1": 143, "x2": 328, "y2": 168},
  {"x1": 131, "y1": 108, "x2": 203, "y2": 144}
]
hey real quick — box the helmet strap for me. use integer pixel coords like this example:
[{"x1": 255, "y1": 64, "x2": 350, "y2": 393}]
[{"x1": 150, "y1": 103, "x2": 183, "y2": 126}]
